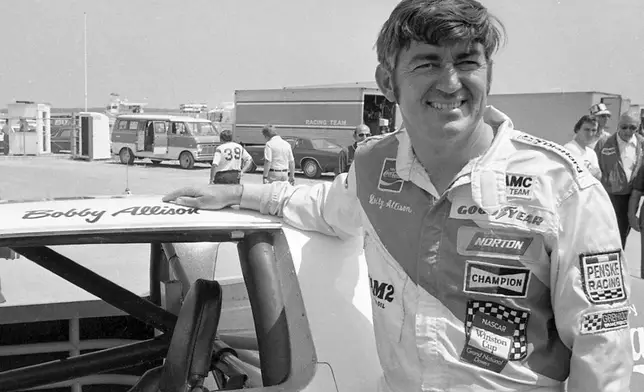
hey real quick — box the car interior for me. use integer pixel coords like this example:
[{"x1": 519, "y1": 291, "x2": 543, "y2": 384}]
[{"x1": 0, "y1": 228, "x2": 317, "y2": 392}]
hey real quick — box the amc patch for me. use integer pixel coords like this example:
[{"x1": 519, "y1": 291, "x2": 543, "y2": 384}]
[
  {"x1": 464, "y1": 260, "x2": 530, "y2": 298},
  {"x1": 579, "y1": 251, "x2": 626, "y2": 304},
  {"x1": 506, "y1": 173, "x2": 534, "y2": 200},
  {"x1": 580, "y1": 308, "x2": 629, "y2": 335}
]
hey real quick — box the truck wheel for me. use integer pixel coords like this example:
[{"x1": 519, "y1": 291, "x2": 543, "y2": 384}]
[
  {"x1": 302, "y1": 159, "x2": 321, "y2": 178},
  {"x1": 119, "y1": 148, "x2": 135, "y2": 165},
  {"x1": 179, "y1": 151, "x2": 195, "y2": 169}
]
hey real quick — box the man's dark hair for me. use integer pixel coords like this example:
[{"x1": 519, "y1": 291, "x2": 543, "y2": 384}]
[
  {"x1": 261, "y1": 124, "x2": 277, "y2": 139},
  {"x1": 220, "y1": 129, "x2": 233, "y2": 142},
  {"x1": 375, "y1": 0, "x2": 506, "y2": 72},
  {"x1": 573, "y1": 115, "x2": 598, "y2": 133}
]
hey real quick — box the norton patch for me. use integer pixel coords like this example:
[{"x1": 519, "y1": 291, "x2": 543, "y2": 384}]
[
  {"x1": 466, "y1": 231, "x2": 533, "y2": 256},
  {"x1": 464, "y1": 260, "x2": 530, "y2": 298},
  {"x1": 505, "y1": 173, "x2": 535, "y2": 200},
  {"x1": 579, "y1": 251, "x2": 626, "y2": 304}
]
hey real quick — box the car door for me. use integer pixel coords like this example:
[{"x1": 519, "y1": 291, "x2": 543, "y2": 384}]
[{"x1": 152, "y1": 121, "x2": 169, "y2": 156}]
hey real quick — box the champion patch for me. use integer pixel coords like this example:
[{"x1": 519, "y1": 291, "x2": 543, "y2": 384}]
[
  {"x1": 377, "y1": 158, "x2": 403, "y2": 193},
  {"x1": 580, "y1": 308, "x2": 630, "y2": 335},
  {"x1": 579, "y1": 251, "x2": 626, "y2": 304},
  {"x1": 506, "y1": 173, "x2": 534, "y2": 200},
  {"x1": 460, "y1": 300, "x2": 530, "y2": 373},
  {"x1": 464, "y1": 261, "x2": 530, "y2": 298}
]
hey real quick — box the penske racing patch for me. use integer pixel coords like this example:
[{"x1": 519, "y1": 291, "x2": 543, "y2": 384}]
[
  {"x1": 579, "y1": 251, "x2": 627, "y2": 304},
  {"x1": 460, "y1": 300, "x2": 530, "y2": 373},
  {"x1": 464, "y1": 260, "x2": 530, "y2": 298},
  {"x1": 580, "y1": 307, "x2": 630, "y2": 335}
]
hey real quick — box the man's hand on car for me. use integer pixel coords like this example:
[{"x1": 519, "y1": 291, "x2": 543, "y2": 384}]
[{"x1": 163, "y1": 185, "x2": 243, "y2": 210}]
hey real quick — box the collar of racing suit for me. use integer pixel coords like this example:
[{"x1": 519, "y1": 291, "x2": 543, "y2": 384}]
[{"x1": 393, "y1": 105, "x2": 515, "y2": 214}]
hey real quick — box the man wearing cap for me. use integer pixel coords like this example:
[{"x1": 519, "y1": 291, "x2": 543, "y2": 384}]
[
  {"x1": 338, "y1": 124, "x2": 371, "y2": 174},
  {"x1": 589, "y1": 103, "x2": 612, "y2": 149},
  {"x1": 596, "y1": 111, "x2": 644, "y2": 247}
]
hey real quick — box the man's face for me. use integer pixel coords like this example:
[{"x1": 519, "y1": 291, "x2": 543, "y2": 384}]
[
  {"x1": 355, "y1": 128, "x2": 371, "y2": 142},
  {"x1": 377, "y1": 41, "x2": 490, "y2": 150},
  {"x1": 617, "y1": 117, "x2": 640, "y2": 140},
  {"x1": 596, "y1": 114, "x2": 610, "y2": 128},
  {"x1": 576, "y1": 122, "x2": 598, "y2": 146}
]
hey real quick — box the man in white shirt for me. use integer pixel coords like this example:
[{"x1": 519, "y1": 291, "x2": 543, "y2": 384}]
[
  {"x1": 210, "y1": 129, "x2": 253, "y2": 184},
  {"x1": 563, "y1": 115, "x2": 601, "y2": 179},
  {"x1": 261, "y1": 125, "x2": 295, "y2": 185}
]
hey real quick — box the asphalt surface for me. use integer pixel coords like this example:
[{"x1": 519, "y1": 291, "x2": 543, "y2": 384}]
[
  {"x1": 0, "y1": 154, "x2": 641, "y2": 278},
  {"x1": 0, "y1": 155, "x2": 332, "y2": 200}
]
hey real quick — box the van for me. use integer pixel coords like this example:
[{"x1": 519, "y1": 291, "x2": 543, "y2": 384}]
[{"x1": 111, "y1": 114, "x2": 220, "y2": 169}]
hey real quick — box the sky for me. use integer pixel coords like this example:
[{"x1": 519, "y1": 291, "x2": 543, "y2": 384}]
[{"x1": 0, "y1": 0, "x2": 643, "y2": 109}]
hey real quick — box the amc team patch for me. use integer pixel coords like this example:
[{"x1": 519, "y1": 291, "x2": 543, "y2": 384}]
[
  {"x1": 505, "y1": 173, "x2": 534, "y2": 200},
  {"x1": 580, "y1": 308, "x2": 629, "y2": 335},
  {"x1": 464, "y1": 260, "x2": 530, "y2": 298},
  {"x1": 579, "y1": 251, "x2": 626, "y2": 304}
]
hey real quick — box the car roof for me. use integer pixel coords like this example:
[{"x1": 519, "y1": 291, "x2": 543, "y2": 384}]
[
  {"x1": 116, "y1": 114, "x2": 212, "y2": 122},
  {"x1": 0, "y1": 195, "x2": 281, "y2": 240}
]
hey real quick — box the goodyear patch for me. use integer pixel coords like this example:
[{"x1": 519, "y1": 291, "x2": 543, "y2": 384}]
[
  {"x1": 506, "y1": 173, "x2": 535, "y2": 200},
  {"x1": 464, "y1": 260, "x2": 530, "y2": 298},
  {"x1": 378, "y1": 158, "x2": 404, "y2": 193},
  {"x1": 580, "y1": 308, "x2": 629, "y2": 335},
  {"x1": 579, "y1": 251, "x2": 626, "y2": 304},
  {"x1": 450, "y1": 201, "x2": 547, "y2": 228}
]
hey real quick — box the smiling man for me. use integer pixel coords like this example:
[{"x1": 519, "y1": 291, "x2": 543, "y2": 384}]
[{"x1": 164, "y1": 0, "x2": 632, "y2": 390}]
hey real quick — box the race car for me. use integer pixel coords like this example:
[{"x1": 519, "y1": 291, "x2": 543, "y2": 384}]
[
  {"x1": 0, "y1": 195, "x2": 381, "y2": 391},
  {"x1": 0, "y1": 195, "x2": 643, "y2": 391}
]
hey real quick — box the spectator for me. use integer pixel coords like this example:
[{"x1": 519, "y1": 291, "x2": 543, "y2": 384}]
[
  {"x1": 589, "y1": 103, "x2": 612, "y2": 149},
  {"x1": 596, "y1": 111, "x2": 644, "y2": 247},
  {"x1": 563, "y1": 115, "x2": 601, "y2": 179},
  {"x1": 1, "y1": 120, "x2": 12, "y2": 156},
  {"x1": 210, "y1": 129, "x2": 253, "y2": 184},
  {"x1": 261, "y1": 125, "x2": 294, "y2": 185},
  {"x1": 338, "y1": 124, "x2": 371, "y2": 174}
]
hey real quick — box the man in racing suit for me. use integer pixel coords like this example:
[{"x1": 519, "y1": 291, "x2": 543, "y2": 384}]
[{"x1": 164, "y1": 0, "x2": 633, "y2": 390}]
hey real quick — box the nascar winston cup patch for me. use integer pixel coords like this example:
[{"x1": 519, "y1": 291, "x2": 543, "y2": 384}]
[
  {"x1": 460, "y1": 300, "x2": 530, "y2": 373},
  {"x1": 579, "y1": 251, "x2": 626, "y2": 304}
]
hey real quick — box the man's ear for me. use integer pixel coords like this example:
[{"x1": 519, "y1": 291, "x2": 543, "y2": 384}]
[{"x1": 375, "y1": 65, "x2": 396, "y2": 103}]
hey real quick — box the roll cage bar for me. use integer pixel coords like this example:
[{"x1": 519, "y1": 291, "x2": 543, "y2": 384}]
[{"x1": 0, "y1": 228, "x2": 317, "y2": 391}]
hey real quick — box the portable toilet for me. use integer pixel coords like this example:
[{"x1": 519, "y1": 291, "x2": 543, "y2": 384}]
[
  {"x1": 72, "y1": 112, "x2": 111, "y2": 161},
  {"x1": 6, "y1": 101, "x2": 51, "y2": 156}
]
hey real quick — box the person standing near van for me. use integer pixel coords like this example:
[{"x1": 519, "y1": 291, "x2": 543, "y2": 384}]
[
  {"x1": 338, "y1": 124, "x2": 371, "y2": 174},
  {"x1": 261, "y1": 125, "x2": 295, "y2": 185},
  {"x1": 210, "y1": 129, "x2": 253, "y2": 185}
]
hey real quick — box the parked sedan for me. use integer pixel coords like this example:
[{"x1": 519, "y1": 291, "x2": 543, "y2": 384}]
[
  {"x1": 51, "y1": 128, "x2": 73, "y2": 153},
  {"x1": 246, "y1": 136, "x2": 342, "y2": 178}
]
